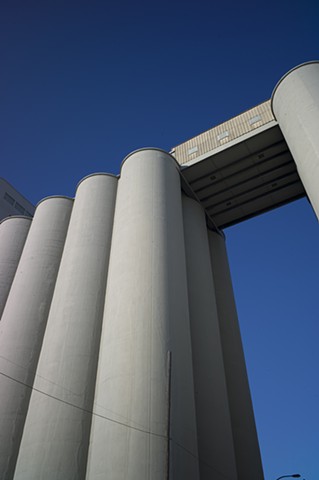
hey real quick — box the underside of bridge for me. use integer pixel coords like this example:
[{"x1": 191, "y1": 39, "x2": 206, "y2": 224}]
[{"x1": 172, "y1": 100, "x2": 306, "y2": 229}]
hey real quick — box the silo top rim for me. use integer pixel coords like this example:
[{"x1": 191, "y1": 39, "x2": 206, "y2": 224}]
[
  {"x1": 76, "y1": 172, "x2": 118, "y2": 192},
  {"x1": 121, "y1": 147, "x2": 180, "y2": 171},
  {"x1": 271, "y1": 60, "x2": 319, "y2": 116},
  {"x1": 36, "y1": 195, "x2": 74, "y2": 208},
  {"x1": 0, "y1": 215, "x2": 33, "y2": 226}
]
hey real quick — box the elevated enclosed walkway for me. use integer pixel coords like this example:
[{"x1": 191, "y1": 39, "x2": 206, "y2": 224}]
[{"x1": 171, "y1": 100, "x2": 305, "y2": 228}]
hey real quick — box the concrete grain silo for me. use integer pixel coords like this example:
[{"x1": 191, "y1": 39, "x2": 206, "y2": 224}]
[
  {"x1": 182, "y1": 195, "x2": 237, "y2": 480},
  {"x1": 0, "y1": 197, "x2": 73, "y2": 479},
  {"x1": 1, "y1": 62, "x2": 318, "y2": 479},
  {"x1": 0, "y1": 216, "x2": 32, "y2": 318},
  {"x1": 86, "y1": 149, "x2": 199, "y2": 480},
  {"x1": 14, "y1": 175, "x2": 117, "y2": 479},
  {"x1": 207, "y1": 230, "x2": 264, "y2": 479}
]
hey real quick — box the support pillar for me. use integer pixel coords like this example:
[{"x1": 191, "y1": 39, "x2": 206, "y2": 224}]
[
  {"x1": 182, "y1": 195, "x2": 237, "y2": 480},
  {"x1": 207, "y1": 230, "x2": 264, "y2": 480},
  {"x1": 271, "y1": 61, "x2": 319, "y2": 219}
]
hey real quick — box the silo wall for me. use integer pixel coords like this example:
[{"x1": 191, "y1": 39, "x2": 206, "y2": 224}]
[
  {"x1": 0, "y1": 197, "x2": 73, "y2": 479},
  {"x1": 86, "y1": 149, "x2": 199, "y2": 480},
  {"x1": 182, "y1": 195, "x2": 237, "y2": 480},
  {"x1": 0, "y1": 216, "x2": 31, "y2": 319},
  {"x1": 207, "y1": 230, "x2": 264, "y2": 480},
  {"x1": 14, "y1": 175, "x2": 118, "y2": 480},
  {"x1": 272, "y1": 61, "x2": 319, "y2": 219}
]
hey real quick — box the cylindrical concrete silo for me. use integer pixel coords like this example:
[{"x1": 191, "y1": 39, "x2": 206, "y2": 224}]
[
  {"x1": 271, "y1": 61, "x2": 319, "y2": 219},
  {"x1": 14, "y1": 175, "x2": 118, "y2": 480},
  {"x1": 0, "y1": 216, "x2": 32, "y2": 319},
  {"x1": 0, "y1": 196, "x2": 73, "y2": 479},
  {"x1": 182, "y1": 195, "x2": 237, "y2": 480},
  {"x1": 86, "y1": 149, "x2": 199, "y2": 480},
  {"x1": 207, "y1": 230, "x2": 264, "y2": 480}
]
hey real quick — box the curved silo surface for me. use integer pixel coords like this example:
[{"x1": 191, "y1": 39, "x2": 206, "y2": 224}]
[
  {"x1": 14, "y1": 175, "x2": 118, "y2": 480},
  {"x1": 271, "y1": 61, "x2": 319, "y2": 219},
  {"x1": 86, "y1": 149, "x2": 199, "y2": 480},
  {"x1": 0, "y1": 216, "x2": 32, "y2": 319},
  {"x1": 182, "y1": 195, "x2": 237, "y2": 480},
  {"x1": 207, "y1": 230, "x2": 264, "y2": 480},
  {"x1": 0, "y1": 196, "x2": 73, "y2": 479}
]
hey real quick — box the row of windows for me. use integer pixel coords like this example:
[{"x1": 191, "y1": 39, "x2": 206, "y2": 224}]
[
  {"x1": 3, "y1": 192, "x2": 33, "y2": 217},
  {"x1": 187, "y1": 114, "x2": 263, "y2": 155}
]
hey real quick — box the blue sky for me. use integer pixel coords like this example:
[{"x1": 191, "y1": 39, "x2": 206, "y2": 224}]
[{"x1": 1, "y1": 1, "x2": 318, "y2": 478}]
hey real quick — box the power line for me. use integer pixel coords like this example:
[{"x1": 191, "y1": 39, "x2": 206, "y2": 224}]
[{"x1": 0, "y1": 369, "x2": 233, "y2": 479}]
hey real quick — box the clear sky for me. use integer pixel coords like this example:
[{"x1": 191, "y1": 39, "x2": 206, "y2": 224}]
[{"x1": 1, "y1": 1, "x2": 318, "y2": 478}]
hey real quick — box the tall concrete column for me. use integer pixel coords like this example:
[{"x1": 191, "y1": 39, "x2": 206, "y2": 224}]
[
  {"x1": 87, "y1": 149, "x2": 199, "y2": 480},
  {"x1": 0, "y1": 197, "x2": 73, "y2": 479},
  {"x1": 14, "y1": 174, "x2": 118, "y2": 480},
  {"x1": 0, "y1": 216, "x2": 31, "y2": 319},
  {"x1": 182, "y1": 195, "x2": 237, "y2": 480},
  {"x1": 207, "y1": 230, "x2": 264, "y2": 480},
  {"x1": 271, "y1": 61, "x2": 319, "y2": 219}
]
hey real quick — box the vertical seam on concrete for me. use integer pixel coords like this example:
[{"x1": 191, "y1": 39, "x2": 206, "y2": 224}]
[{"x1": 149, "y1": 163, "x2": 154, "y2": 480}]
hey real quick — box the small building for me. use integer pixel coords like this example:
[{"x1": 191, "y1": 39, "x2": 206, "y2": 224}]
[{"x1": 0, "y1": 177, "x2": 35, "y2": 221}]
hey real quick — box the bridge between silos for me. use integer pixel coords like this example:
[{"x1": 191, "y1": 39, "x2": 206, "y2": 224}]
[{"x1": 171, "y1": 99, "x2": 306, "y2": 229}]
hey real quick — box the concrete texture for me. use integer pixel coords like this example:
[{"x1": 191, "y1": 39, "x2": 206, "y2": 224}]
[
  {"x1": 0, "y1": 149, "x2": 270, "y2": 479},
  {"x1": 0, "y1": 197, "x2": 73, "y2": 479},
  {"x1": 14, "y1": 175, "x2": 118, "y2": 480},
  {"x1": 0, "y1": 216, "x2": 31, "y2": 319},
  {"x1": 86, "y1": 149, "x2": 199, "y2": 480},
  {"x1": 182, "y1": 195, "x2": 237, "y2": 480},
  {"x1": 272, "y1": 61, "x2": 319, "y2": 220},
  {"x1": 207, "y1": 230, "x2": 264, "y2": 480}
]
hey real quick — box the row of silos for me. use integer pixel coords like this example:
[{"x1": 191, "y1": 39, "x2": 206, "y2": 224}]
[
  {"x1": 0, "y1": 149, "x2": 263, "y2": 479},
  {"x1": 0, "y1": 197, "x2": 74, "y2": 477}
]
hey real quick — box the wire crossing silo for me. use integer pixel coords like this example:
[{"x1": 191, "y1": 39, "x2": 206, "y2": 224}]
[
  {"x1": 86, "y1": 149, "x2": 199, "y2": 480},
  {"x1": 0, "y1": 197, "x2": 73, "y2": 479},
  {"x1": 0, "y1": 216, "x2": 31, "y2": 319},
  {"x1": 0, "y1": 149, "x2": 269, "y2": 479},
  {"x1": 14, "y1": 175, "x2": 118, "y2": 480}
]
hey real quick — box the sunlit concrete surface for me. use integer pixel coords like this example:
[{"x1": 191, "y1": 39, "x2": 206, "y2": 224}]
[{"x1": 0, "y1": 62, "x2": 318, "y2": 479}]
